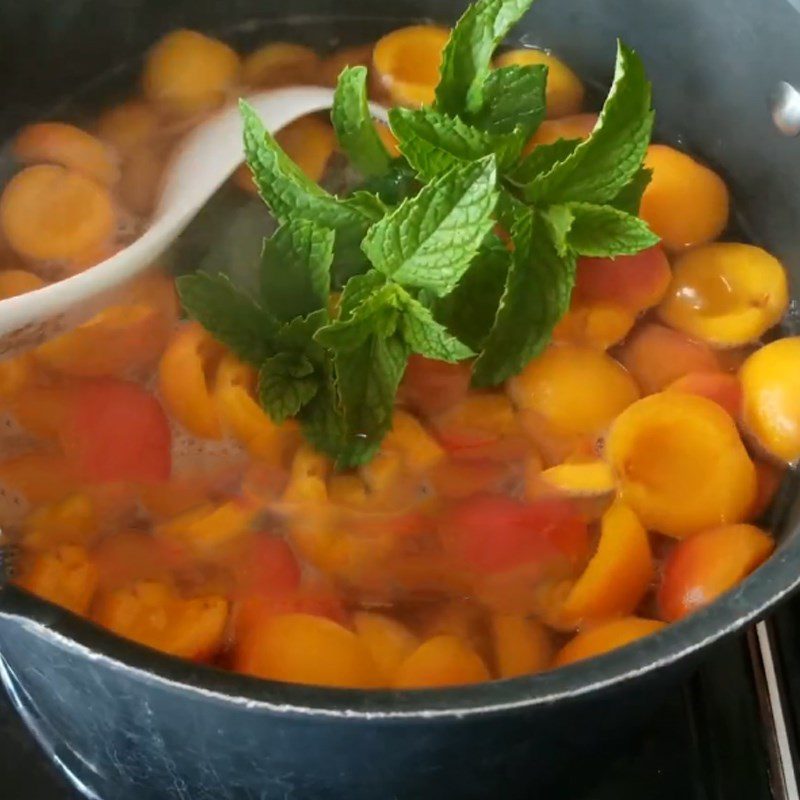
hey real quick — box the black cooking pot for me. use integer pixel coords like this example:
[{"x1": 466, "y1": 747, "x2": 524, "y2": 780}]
[{"x1": 2, "y1": 1, "x2": 800, "y2": 798}]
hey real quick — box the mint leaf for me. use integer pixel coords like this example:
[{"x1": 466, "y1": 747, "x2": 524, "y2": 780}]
[
  {"x1": 331, "y1": 66, "x2": 393, "y2": 177},
  {"x1": 338, "y1": 271, "x2": 389, "y2": 320},
  {"x1": 259, "y1": 352, "x2": 319, "y2": 424},
  {"x1": 472, "y1": 210, "x2": 575, "y2": 386},
  {"x1": 176, "y1": 272, "x2": 277, "y2": 365},
  {"x1": 521, "y1": 41, "x2": 653, "y2": 205},
  {"x1": 510, "y1": 137, "x2": 581, "y2": 185},
  {"x1": 362, "y1": 156, "x2": 498, "y2": 296},
  {"x1": 434, "y1": 233, "x2": 510, "y2": 350},
  {"x1": 609, "y1": 166, "x2": 652, "y2": 214},
  {"x1": 540, "y1": 204, "x2": 575, "y2": 257},
  {"x1": 436, "y1": 0, "x2": 536, "y2": 116},
  {"x1": 398, "y1": 292, "x2": 474, "y2": 362},
  {"x1": 260, "y1": 220, "x2": 334, "y2": 322},
  {"x1": 358, "y1": 159, "x2": 418, "y2": 206},
  {"x1": 560, "y1": 201, "x2": 659, "y2": 256},
  {"x1": 471, "y1": 64, "x2": 546, "y2": 140}
]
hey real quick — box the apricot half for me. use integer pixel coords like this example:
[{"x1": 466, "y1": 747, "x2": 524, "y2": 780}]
[
  {"x1": 354, "y1": 612, "x2": 420, "y2": 683},
  {"x1": 659, "y1": 243, "x2": 788, "y2": 347},
  {"x1": 606, "y1": 393, "x2": 756, "y2": 538},
  {"x1": 739, "y1": 337, "x2": 800, "y2": 462},
  {"x1": 242, "y1": 42, "x2": 320, "y2": 88},
  {"x1": 525, "y1": 113, "x2": 597, "y2": 150},
  {"x1": 554, "y1": 617, "x2": 666, "y2": 667},
  {"x1": 393, "y1": 634, "x2": 490, "y2": 688},
  {"x1": 491, "y1": 614, "x2": 553, "y2": 678}
]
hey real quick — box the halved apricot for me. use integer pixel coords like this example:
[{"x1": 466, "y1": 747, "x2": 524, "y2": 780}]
[
  {"x1": 242, "y1": 42, "x2": 320, "y2": 87},
  {"x1": 525, "y1": 113, "x2": 597, "y2": 151},
  {"x1": 658, "y1": 524, "x2": 774, "y2": 622},
  {"x1": 393, "y1": 634, "x2": 490, "y2": 688},
  {"x1": 539, "y1": 460, "x2": 616, "y2": 499},
  {"x1": 276, "y1": 115, "x2": 336, "y2": 183},
  {"x1": 665, "y1": 371, "x2": 742, "y2": 418},
  {"x1": 373, "y1": 26, "x2": 450, "y2": 106},
  {"x1": 432, "y1": 392, "x2": 519, "y2": 452},
  {"x1": 640, "y1": 145, "x2": 729, "y2": 250},
  {"x1": 354, "y1": 611, "x2": 420, "y2": 683},
  {"x1": 495, "y1": 49, "x2": 584, "y2": 119},
  {"x1": 17, "y1": 544, "x2": 98, "y2": 615},
  {"x1": 491, "y1": 614, "x2": 553, "y2": 678},
  {"x1": 508, "y1": 344, "x2": 639, "y2": 437},
  {"x1": 1, "y1": 165, "x2": 115, "y2": 261},
  {"x1": 617, "y1": 323, "x2": 720, "y2": 394},
  {"x1": 552, "y1": 301, "x2": 636, "y2": 351},
  {"x1": 739, "y1": 337, "x2": 800, "y2": 462},
  {"x1": 399, "y1": 355, "x2": 471, "y2": 418},
  {"x1": 95, "y1": 100, "x2": 160, "y2": 155},
  {"x1": 659, "y1": 243, "x2": 788, "y2": 347},
  {"x1": 14, "y1": 122, "x2": 119, "y2": 186},
  {"x1": 606, "y1": 393, "x2": 756, "y2": 538},
  {"x1": 235, "y1": 612, "x2": 379, "y2": 687},
  {"x1": 554, "y1": 617, "x2": 666, "y2": 667},
  {"x1": 142, "y1": 30, "x2": 240, "y2": 116},
  {"x1": 559, "y1": 501, "x2": 653, "y2": 625}
]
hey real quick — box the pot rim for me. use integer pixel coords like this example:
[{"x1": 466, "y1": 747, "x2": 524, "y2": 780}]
[{"x1": 3, "y1": 506, "x2": 800, "y2": 719}]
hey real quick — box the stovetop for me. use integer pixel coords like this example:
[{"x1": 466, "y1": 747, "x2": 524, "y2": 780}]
[{"x1": 3, "y1": 601, "x2": 800, "y2": 800}]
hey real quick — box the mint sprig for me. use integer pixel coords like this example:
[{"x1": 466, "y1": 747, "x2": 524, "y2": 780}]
[{"x1": 179, "y1": 0, "x2": 659, "y2": 465}]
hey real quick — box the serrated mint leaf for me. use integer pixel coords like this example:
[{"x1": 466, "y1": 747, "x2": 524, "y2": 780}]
[
  {"x1": 434, "y1": 233, "x2": 510, "y2": 350},
  {"x1": 258, "y1": 352, "x2": 319, "y2": 424},
  {"x1": 471, "y1": 64, "x2": 546, "y2": 140},
  {"x1": 609, "y1": 166, "x2": 652, "y2": 214},
  {"x1": 559, "y1": 201, "x2": 659, "y2": 256},
  {"x1": 332, "y1": 66, "x2": 393, "y2": 177},
  {"x1": 389, "y1": 107, "x2": 494, "y2": 180},
  {"x1": 177, "y1": 272, "x2": 277, "y2": 365},
  {"x1": 337, "y1": 271, "x2": 388, "y2": 320},
  {"x1": 260, "y1": 220, "x2": 334, "y2": 322},
  {"x1": 436, "y1": 0, "x2": 536, "y2": 116},
  {"x1": 398, "y1": 292, "x2": 474, "y2": 362},
  {"x1": 541, "y1": 204, "x2": 574, "y2": 257},
  {"x1": 521, "y1": 41, "x2": 653, "y2": 205},
  {"x1": 362, "y1": 156, "x2": 498, "y2": 296},
  {"x1": 472, "y1": 210, "x2": 575, "y2": 386},
  {"x1": 510, "y1": 137, "x2": 582, "y2": 186}
]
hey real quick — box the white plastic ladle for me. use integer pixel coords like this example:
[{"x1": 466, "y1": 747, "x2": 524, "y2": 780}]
[{"x1": 0, "y1": 86, "x2": 389, "y2": 358}]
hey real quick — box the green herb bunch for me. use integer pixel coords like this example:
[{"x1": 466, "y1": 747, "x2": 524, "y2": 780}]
[{"x1": 178, "y1": 0, "x2": 657, "y2": 467}]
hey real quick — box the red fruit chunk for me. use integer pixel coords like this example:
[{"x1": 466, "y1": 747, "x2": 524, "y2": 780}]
[{"x1": 399, "y1": 355, "x2": 471, "y2": 417}]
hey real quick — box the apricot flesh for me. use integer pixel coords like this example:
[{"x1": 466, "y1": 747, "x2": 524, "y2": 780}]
[
  {"x1": 393, "y1": 634, "x2": 490, "y2": 688},
  {"x1": 555, "y1": 617, "x2": 666, "y2": 667}
]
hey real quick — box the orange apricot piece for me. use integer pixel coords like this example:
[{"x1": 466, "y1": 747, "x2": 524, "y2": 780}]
[
  {"x1": 606, "y1": 392, "x2": 756, "y2": 538},
  {"x1": 0, "y1": 268, "x2": 45, "y2": 298},
  {"x1": 739, "y1": 337, "x2": 800, "y2": 462},
  {"x1": 749, "y1": 460, "x2": 786, "y2": 520},
  {"x1": 21, "y1": 493, "x2": 97, "y2": 550},
  {"x1": 525, "y1": 113, "x2": 597, "y2": 151},
  {"x1": 14, "y1": 122, "x2": 119, "y2": 186},
  {"x1": 383, "y1": 409, "x2": 445, "y2": 472},
  {"x1": 137, "y1": 479, "x2": 211, "y2": 521},
  {"x1": 431, "y1": 392, "x2": 518, "y2": 451},
  {"x1": 1, "y1": 165, "x2": 115, "y2": 261},
  {"x1": 354, "y1": 612, "x2": 420, "y2": 683},
  {"x1": 373, "y1": 26, "x2": 450, "y2": 107},
  {"x1": 658, "y1": 524, "x2": 774, "y2": 622},
  {"x1": 283, "y1": 443, "x2": 331, "y2": 505},
  {"x1": 508, "y1": 344, "x2": 639, "y2": 437},
  {"x1": 95, "y1": 100, "x2": 160, "y2": 155},
  {"x1": 393, "y1": 634, "x2": 490, "y2": 688},
  {"x1": 640, "y1": 145, "x2": 729, "y2": 251},
  {"x1": 158, "y1": 322, "x2": 225, "y2": 439},
  {"x1": 17, "y1": 544, "x2": 98, "y2": 615},
  {"x1": 94, "y1": 581, "x2": 228, "y2": 660},
  {"x1": 235, "y1": 612, "x2": 379, "y2": 688},
  {"x1": 554, "y1": 617, "x2": 666, "y2": 667},
  {"x1": 118, "y1": 145, "x2": 166, "y2": 216},
  {"x1": 665, "y1": 371, "x2": 742, "y2": 418},
  {"x1": 142, "y1": 30, "x2": 240, "y2": 116},
  {"x1": 539, "y1": 460, "x2": 616, "y2": 499},
  {"x1": 559, "y1": 501, "x2": 653, "y2": 625},
  {"x1": 0, "y1": 354, "x2": 36, "y2": 400},
  {"x1": 156, "y1": 498, "x2": 257, "y2": 551},
  {"x1": 491, "y1": 614, "x2": 553, "y2": 678},
  {"x1": 375, "y1": 121, "x2": 401, "y2": 158},
  {"x1": 0, "y1": 452, "x2": 79, "y2": 506},
  {"x1": 552, "y1": 300, "x2": 636, "y2": 350},
  {"x1": 242, "y1": 42, "x2": 320, "y2": 87},
  {"x1": 5, "y1": 384, "x2": 76, "y2": 440},
  {"x1": 617, "y1": 322, "x2": 720, "y2": 394},
  {"x1": 659, "y1": 243, "x2": 788, "y2": 347},
  {"x1": 277, "y1": 116, "x2": 336, "y2": 183},
  {"x1": 495, "y1": 49, "x2": 584, "y2": 119}
]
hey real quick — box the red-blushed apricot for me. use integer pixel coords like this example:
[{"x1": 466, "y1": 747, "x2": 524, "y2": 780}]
[
  {"x1": 383, "y1": 409, "x2": 445, "y2": 472},
  {"x1": 142, "y1": 30, "x2": 240, "y2": 116},
  {"x1": 552, "y1": 301, "x2": 636, "y2": 350},
  {"x1": 739, "y1": 338, "x2": 800, "y2": 463},
  {"x1": 491, "y1": 614, "x2": 553, "y2": 678},
  {"x1": 0, "y1": 268, "x2": 45, "y2": 298},
  {"x1": 575, "y1": 247, "x2": 672, "y2": 314},
  {"x1": 559, "y1": 501, "x2": 653, "y2": 626},
  {"x1": 235, "y1": 613, "x2": 380, "y2": 688},
  {"x1": 399, "y1": 355, "x2": 471, "y2": 418},
  {"x1": 17, "y1": 544, "x2": 98, "y2": 615},
  {"x1": 158, "y1": 322, "x2": 225, "y2": 439},
  {"x1": 665, "y1": 372, "x2": 742, "y2": 418},
  {"x1": 94, "y1": 581, "x2": 228, "y2": 660},
  {"x1": 539, "y1": 460, "x2": 616, "y2": 500},
  {"x1": 495, "y1": 49, "x2": 584, "y2": 119},
  {"x1": 640, "y1": 145, "x2": 729, "y2": 250},
  {"x1": 1, "y1": 165, "x2": 115, "y2": 261},
  {"x1": 353, "y1": 612, "x2": 420, "y2": 683},
  {"x1": 242, "y1": 42, "x2": 320, "y2": 87},
  {"x1": 525, "y1": 113, "x2": 597, "y2": 151},
  {"x1": 658, "y1": 524, "x2": 774, "y2": 622},
  {"x1": 749, "y1": 460, "x2": 786, "y2": 520},
  {"x1": 508, "y1": 344, "x2": 639, "y2": 437},
  {"x1": 393, "y1": 635, "x2": 490, "y2": 688},
  {"x1": 659, "y1": 243, "x2": 788, "y2": 347},
  {"x1": 606, "y1": 393, "x2": 756, "y2": 538},
  {"x1": 95, "y1": 100, "x2": 160, "y2": 155},
  {"x1": 14, "y1": 122, "x2": 119, "y2": 186},
  {"x1": 617, "y1": 323, "x2": 720, "y2": 394},
  {"x1": 373, "y1": 26, "x2": 450, "y2": 106},
  {"x1": 21, "y1": 493, "x2": 96, "y2": 550},
  {"x1": 432, "y1": 392, "x2": 518, "y2": 452},
  {"x1": 554, "y1": 617, "x2": 666, "y2": 667}
]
